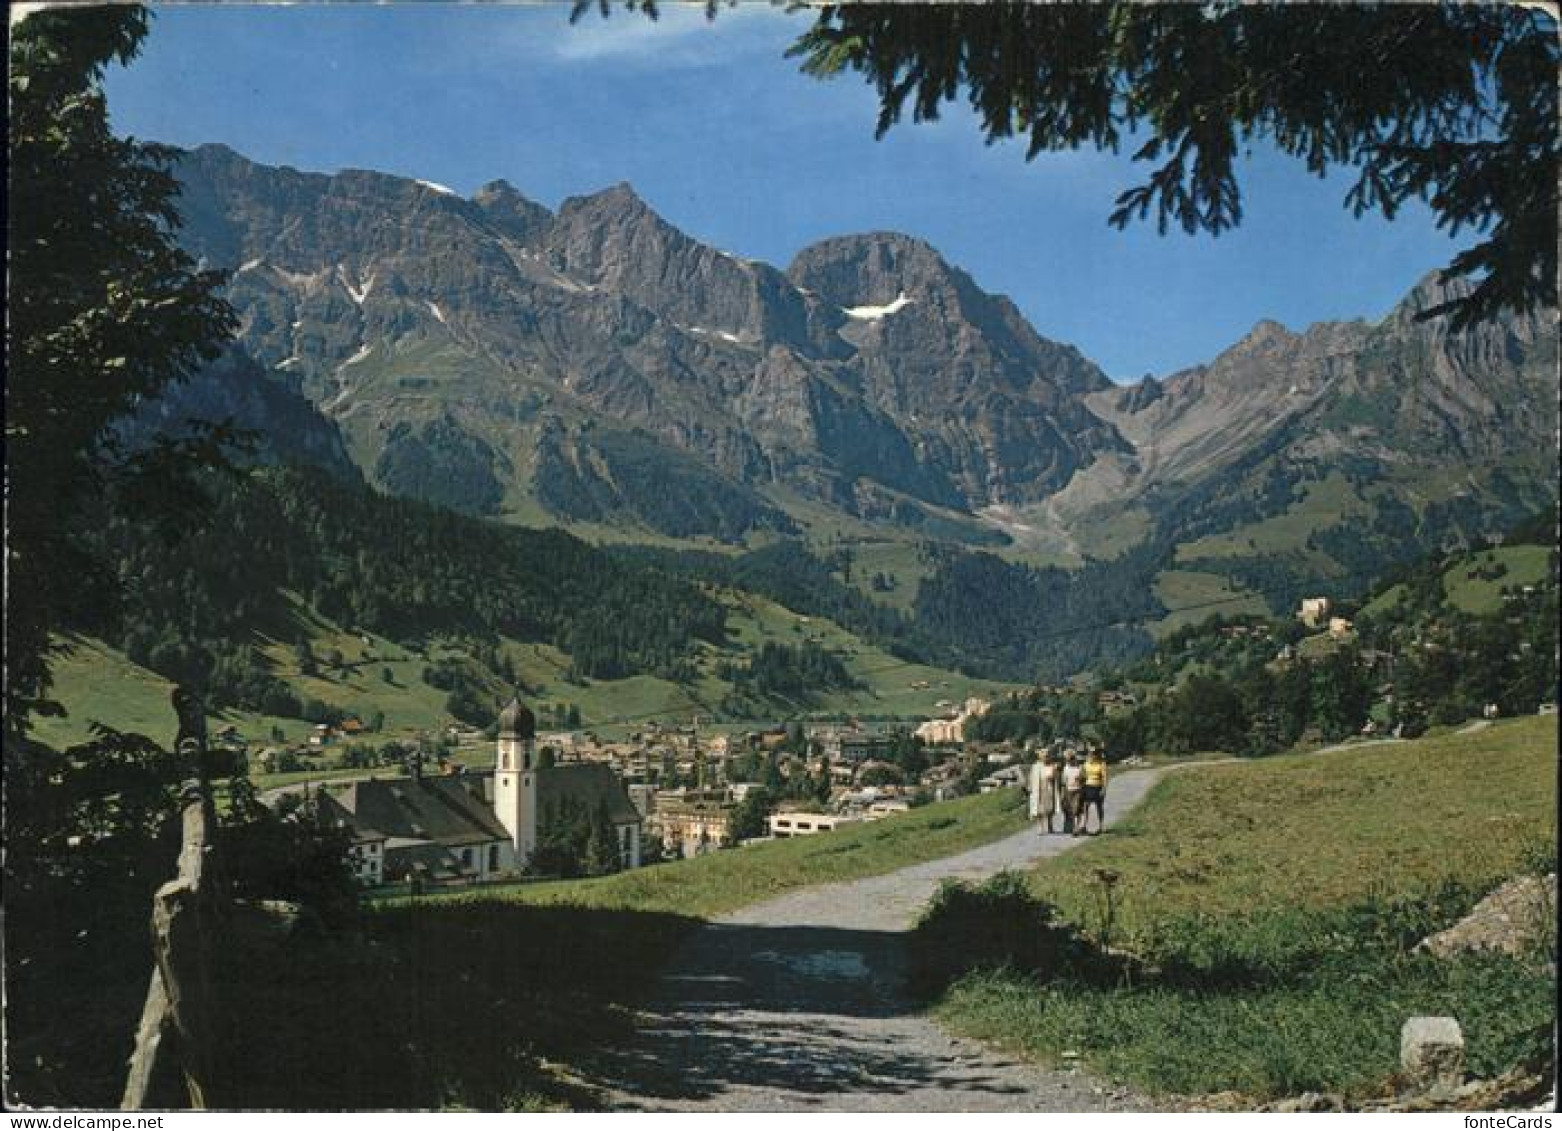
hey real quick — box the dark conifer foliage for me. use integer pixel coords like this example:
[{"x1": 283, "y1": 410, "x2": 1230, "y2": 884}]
[
  {"x1": 6, "y1": 7, "x2": 237, "y2": 739},
  {"x1": 88, "y1": 465, "x2": 728, "y2": 711},
  {"x1": 791, "y1": 3, "x2": 1558, "y2": 328}
]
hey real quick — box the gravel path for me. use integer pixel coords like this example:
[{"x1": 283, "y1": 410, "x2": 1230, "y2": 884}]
[{"x1": 585, "y1": 770, "x2": 1164, "y2": 1112}]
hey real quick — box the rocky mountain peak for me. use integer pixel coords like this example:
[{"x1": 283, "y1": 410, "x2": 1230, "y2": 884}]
[
  {"x1": 558, "y1": 180, "x2": 653, "y2": 221},
  {"x1": 1387, "y1": 270, "x2": 1477, "y2": 325},
  {"x1": 787, "y1": 231, "x2": 962, "y2": 311},
  {"x1": 1236, "y1": 318, "x2": 1295, "y2": 348},
  {"x1": 472, "y1": 178, "x2": 552, "y2": 244}
]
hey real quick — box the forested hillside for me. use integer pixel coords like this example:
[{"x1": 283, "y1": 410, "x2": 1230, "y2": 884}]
[
  {"x1": 967, "y1": 511, "x2": 1559, "y2": 755},
  {"x1": 78, "y1": 465, "x2": 727, "y2": 715}
]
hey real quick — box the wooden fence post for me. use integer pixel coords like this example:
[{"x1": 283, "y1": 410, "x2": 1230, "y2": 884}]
[{"x1": 122, "y1": 690, "x2": 228, "y2": 1109}]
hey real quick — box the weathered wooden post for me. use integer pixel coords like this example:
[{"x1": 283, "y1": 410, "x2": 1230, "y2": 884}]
[{"x1": 122, "y1": 688, "x2": 228, "y2": 1109}]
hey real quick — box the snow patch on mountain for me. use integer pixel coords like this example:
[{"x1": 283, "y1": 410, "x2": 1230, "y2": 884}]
[
  {"x1": 685, "y1": 325, "x2": 746, "y2": 345},
  {"x1": 337, "y1": 266, "x2": 375, "y2": 305},
  {"x1": 337, "y1": 344, "x2": 373, "y2": 372},
  {"x1": 843, "y1": 293, "x2": 913, "y2": 321}
]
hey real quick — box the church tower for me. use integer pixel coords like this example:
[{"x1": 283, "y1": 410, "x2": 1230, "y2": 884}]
[{"x1": 493, "y1": 695, "x2": 538, "y2": 867}]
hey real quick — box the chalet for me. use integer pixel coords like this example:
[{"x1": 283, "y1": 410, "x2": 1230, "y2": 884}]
[{"x1": 320, "y1": 697, "x2": 642, "y2": 887}]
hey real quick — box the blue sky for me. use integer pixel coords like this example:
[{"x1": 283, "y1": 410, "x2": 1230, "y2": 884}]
[{"x1": 104, "y1": 3, "x2": 1475, "y2": 380}]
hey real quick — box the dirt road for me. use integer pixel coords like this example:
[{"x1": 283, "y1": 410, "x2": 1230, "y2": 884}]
[{"x1": 586, "y1": 769, "x2": 1164, "y2": 1111}]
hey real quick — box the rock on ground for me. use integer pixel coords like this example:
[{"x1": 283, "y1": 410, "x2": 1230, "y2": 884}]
[{"x1": 1418, "y1": 874, "x2": 1556, "y2": 960}]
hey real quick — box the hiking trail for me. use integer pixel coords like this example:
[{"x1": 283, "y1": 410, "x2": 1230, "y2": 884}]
[{"x1": 585, "y1": 769, "x2": 1165, "y2": 1111}]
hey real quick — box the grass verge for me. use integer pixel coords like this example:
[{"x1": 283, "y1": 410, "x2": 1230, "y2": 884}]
[
  {"x1": 386, "y1": 785, "x2": 1029, "y2": 918},
  {"x1": 922, "y1": 716, "x2": 1557, "y2": 1102}
]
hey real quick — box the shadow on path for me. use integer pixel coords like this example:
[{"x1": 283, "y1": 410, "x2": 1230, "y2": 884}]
[
  {"x1": 584, "y1": 921, "x2": 1036, "y2": 1108},
  {"x1": 576, "y1": 771, "x2": 1167, "y2": 1112}
]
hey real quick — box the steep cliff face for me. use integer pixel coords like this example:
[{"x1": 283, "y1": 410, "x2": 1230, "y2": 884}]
[
  {"x1": 120, "y1": 346, "x2": 359, "y2": 479},
  {"x1": 172, "y1": 145, "x2": 1130, "y2": 536},
  {"x1": 1080, "y1": 274, "x2": 1555, "y2": 496},
  {"x1": 787, "y1": 233, "x2": 1125, "y2": 504},
  {"x1": 171, "y1": 144, "x2": 1556, "y2": 557}
]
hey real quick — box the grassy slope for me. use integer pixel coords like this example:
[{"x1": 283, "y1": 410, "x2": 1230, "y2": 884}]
[
  {"x1": 1027, "y1": 716, "x2": 1555, "y2": 931},
  {"x1": 387, "y1": 785, "x2": 1029, "y2": 919},
  {"x1": 1151, "y1": 571, "x2": 1271, "y2": 638},
  {"x1": 1173, "y1": 472, "x2": 1367, "y2": 562},
  {"x1": 933, "y1": 715, "x2": 1558, "y2": 1100},
  {"x1": 1441, "y1": 545, "x2": 1555, "y2": 616},
  {"x1": 39, "y1": 580, "x2": 1019, "y2": 751}
]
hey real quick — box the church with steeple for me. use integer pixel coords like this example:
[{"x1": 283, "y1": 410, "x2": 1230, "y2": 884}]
[
  {"x1": 492, "y1": 695, "x2": 539, "y2": 865},
  {"x1": 318, "y1": 695, "x2": 642, "y2": 888}
]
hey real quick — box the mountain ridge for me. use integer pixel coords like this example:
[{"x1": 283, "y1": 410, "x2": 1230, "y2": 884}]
[{"x1": 167, "y1": 143, "x2": 1556, "y2": 636}]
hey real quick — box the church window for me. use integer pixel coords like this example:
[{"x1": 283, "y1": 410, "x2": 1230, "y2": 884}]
[{"x1": 488, "y1": 844, "x2": 500, "y2": 872}]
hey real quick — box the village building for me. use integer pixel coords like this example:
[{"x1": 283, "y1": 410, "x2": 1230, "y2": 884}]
[
  {"x1": 1298, "y1": 596, "x2": 1332, "y2": 628},
  {"x1": 914, "y1": 696, "x2": 992, "y2": 746},
  {"x1": 978, "y1": 764, "x2": 1027, "y2": 793},
  {"x1": 652, "y1": 792, "x2": 737, "y2": 858},
  {"x1": 320, "y1": 697, "x2": 642, "y2": 887},
  {"x1": 767, "y1": 811, "x2": 861, "y2": 838}
]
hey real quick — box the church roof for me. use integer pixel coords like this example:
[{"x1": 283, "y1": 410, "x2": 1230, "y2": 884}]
[
  {"x1": 329, "y1": 776, "x2": 510, "y2": 847},
  {"x1": 537, "y1": 763, "x2": 641, "y2": 827},
  {"x1": 394, "y1": 842, "x2": 478, "y2": 884}
]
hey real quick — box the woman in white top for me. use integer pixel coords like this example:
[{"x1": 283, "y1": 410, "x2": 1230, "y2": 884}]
[{"x1": 1028, "y1": 752, "x2": 1060, "y2": 833}]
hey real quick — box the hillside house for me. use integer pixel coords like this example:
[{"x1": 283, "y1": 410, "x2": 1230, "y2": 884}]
[{"x1": 1298, "y1": 597, "x2": 1332, "y2": 628}]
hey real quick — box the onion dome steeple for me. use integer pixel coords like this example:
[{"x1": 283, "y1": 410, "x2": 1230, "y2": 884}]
[{"x1": 497, "y1": 695, "x2": 536, "y2": 741}]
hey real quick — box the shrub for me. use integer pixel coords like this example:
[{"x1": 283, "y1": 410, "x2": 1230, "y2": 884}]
[{"x1": 910, "y1": 871, "x2": 1087, "y2": 994}]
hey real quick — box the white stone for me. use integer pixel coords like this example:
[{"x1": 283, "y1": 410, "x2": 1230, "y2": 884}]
[{"x1": 1400, "y1": 1016, "x2": 1465, "y2": 1090}]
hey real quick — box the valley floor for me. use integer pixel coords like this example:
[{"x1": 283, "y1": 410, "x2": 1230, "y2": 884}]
[{"x1": 575, "y1": 771, "x2": 1164, "y2": 1111}]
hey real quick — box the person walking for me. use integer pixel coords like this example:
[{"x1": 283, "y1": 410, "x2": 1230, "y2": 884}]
[
  {"x1": 1081, "y1": 747, "x2": 1108, "y2": 835},
  {"x1": 1028, "y1": 750, "x2": 1060, "y2": 833},
  {"x1": 1060, "y1": 751, "x2": 1085, "y2": 836}
]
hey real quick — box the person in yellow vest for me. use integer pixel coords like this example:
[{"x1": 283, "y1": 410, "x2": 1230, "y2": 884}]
[{"x1": 1080, "y1": 748, "x2": 1108, "y2": 835}]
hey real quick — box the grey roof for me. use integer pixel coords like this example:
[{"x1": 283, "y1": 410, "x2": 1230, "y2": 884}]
[
  {"x1": 538, "y1": 763, "x2": 641, "y2": 827},
  {"x1": 388, "y1": 841, "x2": 477, "y2": 884},
  {"x1": 316, "y1": 792, "x2": 388, "y2": 844},
  {"x1": 322, "y1": 763, "x2": 639, "y2": 858},
  {"x1": 330, "y1": 776, "x2": 510, "y2": 848}
]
